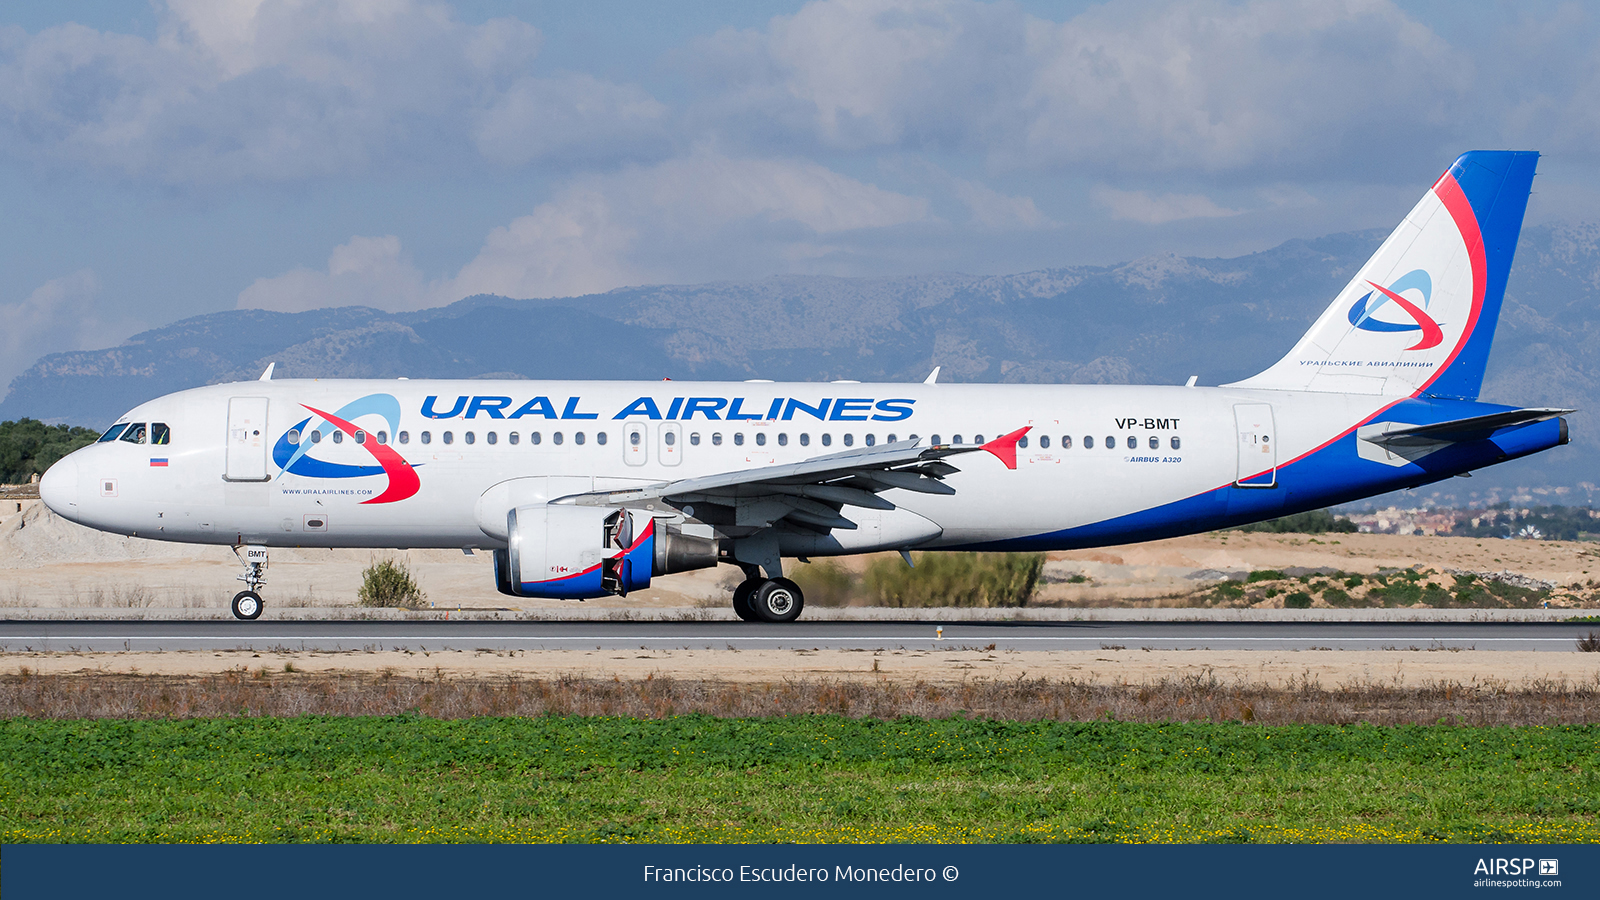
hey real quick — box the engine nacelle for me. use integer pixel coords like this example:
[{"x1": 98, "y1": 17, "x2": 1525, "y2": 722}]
[{"x1": 494, "y1": 505, "x2": 718, "y2": 599}]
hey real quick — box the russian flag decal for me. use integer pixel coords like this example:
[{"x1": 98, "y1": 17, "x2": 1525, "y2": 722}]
[{"x1": 149, "y1": 458, "x2": 168, "y2": 467}]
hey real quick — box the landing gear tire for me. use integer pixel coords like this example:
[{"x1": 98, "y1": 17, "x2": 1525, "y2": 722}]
[
  {"x1": 731, "y1": 579, "x2": 761, "y2": 622},
  {"x1": 231, "y1": 590, "x2": 264, "y2": 621},
  {"x1": 750, "y1": 578, "x2": 804, "y2": 623}
]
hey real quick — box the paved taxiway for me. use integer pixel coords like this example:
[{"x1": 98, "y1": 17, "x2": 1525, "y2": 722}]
[{"x1": 0, "y1": 619, "x2": 1594, "y2": 653}]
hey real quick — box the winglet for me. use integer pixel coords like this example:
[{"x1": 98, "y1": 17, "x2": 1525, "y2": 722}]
[
  {"x1": 259, "y1": 362, "x2": 275, "y2": 381},
  {"x1": 980, "y1": 426, "x2": 1031, "y2": 470},
  {"x1": 923, "y1": 366, "x2": 940, "y2": 385}
]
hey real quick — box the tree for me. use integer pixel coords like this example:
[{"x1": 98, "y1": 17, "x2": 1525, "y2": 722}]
[{"x1": 0, "y1": 419, "x2": 101, "y2": 484}]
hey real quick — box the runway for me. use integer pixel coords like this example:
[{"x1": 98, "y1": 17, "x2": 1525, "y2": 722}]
[{"x1": 1, "y1": 619, "x2": 1595, "y2": 653}]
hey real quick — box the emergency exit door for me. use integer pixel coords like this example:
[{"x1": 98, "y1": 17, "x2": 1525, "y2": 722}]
[
  {"x1": 225, "y1": 397, "x2": 270, "y2": 482},
  {"x1": 1234, "y1": 403, "x2": 1276, "y2": 488}
]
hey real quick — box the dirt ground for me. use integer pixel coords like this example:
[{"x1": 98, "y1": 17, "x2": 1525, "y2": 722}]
[
  {"x1": 3, "y1": 499, "x2": 1598, "y2": 611},
  {"x1": 6, "y1": 500, "x2": 1600, "y2": 684},
  {"x1": 5, "y1": 647, "x2": 1597, "y2": 688}
]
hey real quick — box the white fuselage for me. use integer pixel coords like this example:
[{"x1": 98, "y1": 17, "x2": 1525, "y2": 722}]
[{"x1": 42, "y1": 378, "x2": 1390, "y2": 553}]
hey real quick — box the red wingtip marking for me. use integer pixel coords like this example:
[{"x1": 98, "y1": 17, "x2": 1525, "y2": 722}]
[{"x1": 980, "y1": 426, "x2": 1032, "y2": 470}]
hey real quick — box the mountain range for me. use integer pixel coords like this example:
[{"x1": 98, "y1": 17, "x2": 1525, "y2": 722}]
[{"x1": 4, "y1": 225, "x2": 1594, "y2": 506}]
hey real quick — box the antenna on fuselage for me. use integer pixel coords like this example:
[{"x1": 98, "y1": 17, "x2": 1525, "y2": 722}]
[{"x1": 259, "y1": 363, "x2": 276, "y2": 381}]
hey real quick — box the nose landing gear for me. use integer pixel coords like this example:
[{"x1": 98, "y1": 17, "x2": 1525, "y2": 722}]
[{"x1": 231, "y1": 545, "x2": 268, "y2": 620}]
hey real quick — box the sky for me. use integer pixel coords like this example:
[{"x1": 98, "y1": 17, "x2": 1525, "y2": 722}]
[{"x1": 3, "y1": 0, "x2": 1600, "y2": 386}]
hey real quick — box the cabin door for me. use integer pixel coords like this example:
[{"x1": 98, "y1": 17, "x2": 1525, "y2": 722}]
[
  {"x1": 225, "y1": 397, "x2": 271, "y2": 482},
  {"x1": 1233, "y1": 403, "x2": 1277, "y2": 488}
]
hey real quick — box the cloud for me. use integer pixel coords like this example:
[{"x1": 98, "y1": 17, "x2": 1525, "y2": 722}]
[
  {"x1": 238, "y1": 235, "x2": 432, "y2": 313},
  {"x1": 694, "y1": 0, "x2": 1479, "y2": 177},
  {"x1": 1091, "y1": 186, "x2": 1241, "y2": 224},
  {"x1": 0, "y1": 0, "x2": 666, "y2": 183},
  {"x1": 0, "y1": 271, "x2": 135, "y2": 386},
  {"x1": 239, "y1": 151, "x2": 932, "y2": 310}
]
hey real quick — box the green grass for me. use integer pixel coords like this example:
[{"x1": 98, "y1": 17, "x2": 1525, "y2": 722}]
[{"x1": 2, "y1": 716, "x2": 1597, "y2": 844}]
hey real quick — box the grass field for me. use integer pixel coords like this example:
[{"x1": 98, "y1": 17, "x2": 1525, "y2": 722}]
[{"x1": 3, "y1": 713, "x2": 1597, "y2": 844}]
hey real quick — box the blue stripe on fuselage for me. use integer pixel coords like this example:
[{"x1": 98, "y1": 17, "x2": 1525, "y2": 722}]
[{"x1": 953, "y1": 399, "x2": 1566, "y2": 552}]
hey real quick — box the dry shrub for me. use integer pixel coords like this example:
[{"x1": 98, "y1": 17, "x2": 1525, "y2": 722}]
[
  {"x1": 358, "y1": 558, "x2": 426, "y2": 608},
  {"x1": 865, "y1": 552, "x2": 1044, "y2": 607},
  {"x1": 4, "y1": 671, "x2": 1599, "y2": 725},
  {"x1": 788, "y1": 561, "x2": 856, "y2": 607}
]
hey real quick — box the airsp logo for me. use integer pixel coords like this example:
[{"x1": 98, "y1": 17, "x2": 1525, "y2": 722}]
[{"x1": 1474, "y1": 858, "x2": 1549, "y2": 876}]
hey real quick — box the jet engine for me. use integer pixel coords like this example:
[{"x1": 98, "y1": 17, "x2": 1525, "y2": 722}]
[{"x1": 492, "y1": 505, "x2": 718, "y2": 599}]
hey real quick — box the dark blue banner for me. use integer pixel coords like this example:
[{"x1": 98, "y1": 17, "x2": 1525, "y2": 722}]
[{"x1": 3, "y1": 844, "x2": 1595, "y2": 899}]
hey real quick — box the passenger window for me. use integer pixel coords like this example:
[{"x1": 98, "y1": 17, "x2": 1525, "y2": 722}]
[
  {"x1": 663, "y1": 431, "x2": 674, "y2": 446},
  {"x1": 974, "y1": 435, "x2": 984, "y2": 445},
  {"x1": 1105, "y1": 435, "x2": 1115, "y2": 449},
  {"x1": 596, "y1": 432, "x2": 607, "y2": 445},
  {"x1": 377, "y1": 430, "x2": 388, "y2": 445},
  {"x1": 1062, "y1": 435, "x2": 1071, "y2": 449},
  {"x1": 755, "y1": 432, "x2": 766, "y2": 446},
  {"x1": 886, "y1": 434, "x2": 896, "y2": 443},
  {"x1": 630, "y1": 431, "x2": 641, "y2": 445},
  {"x1": 444, "y1": 432, "x2": 455, "y2": 445},
  {"x1": 733, "y1": 433, "x2": 744, "y2": 446},
  {"x1": 332, "y1": 430, "x2": 344, "y2": 444},
  {"x1": 487, "y1": 432, "x2": 497, "y2": 445},
  {"x1": 1039, "y1": 435, "x2": 1050, "y2": 449},
  {"x1": 355, "y1": 430, "x2": 366, "y2": 444},
  {"x1": 531, "y1": 432, "x2": 541, "y2": 445},
  {"x1": 420, "y1": 431, "x2": 431, "y2": 444},
  {"x1": 509, "y1": 432, "x2": 519, "y2": 445},
  {"x1": 464, "y1": 432, "x2": 475, "y2": 445},
  {"x1": 690, "y1": 433, "x2": 701, "y2": 446},
  {"x1": 1171, "y1": 436, "x2": 1181, "y2": 450},
  {"x1": 398, "y1": 431, "x2": 409, "y2": 444},
  {"x1": 576, "y1": 432, "x2": 586, "y2": 445},
  {"x1": 1148, "y1": 436, "x2": 1158, "y2": 450},
  {"x1": 119, "y1": 423, "x2": 147, "y2": 444},
  {"x1": 822, "y1": 434, "x2": 832, "y2": 446},
  {"x1": 287, "y1": 428, "x2": 302, "y2": 445},
  {"x1": 1018, "y1": 436, "x2": 1028, "y2": 449},
  {"x1": 1084, "y1": 435, "x2": 1093, "y2": 449},
  {"x1": 98, "y1": 424, "x2": 128, "y2": 443},
  {"x1": 864, "y1": 434, "x2": 875, "y2": 447},
  {"x1": 930, "y1": 434, "x2": 940, "y2": 445},
  {"x1": 712, "y1": 433, "x2": 723, "y2": 446},
  {"x1": 1126, "y1": 436, "x2": 1136, "y2": 450},
  {"x1": 553, "y1": 432, "x2": 564, "y2": 445},
  {"x1": 799, "y1": 433, "x2": 810, "y2": 446},
  {"x1": 952, "y1": 435, "x2": 962, "y2": 445},
  {"x1": 150, "y1": 423, "x2": 171, "y2": 445},
  {"x1": 843, "y1": 434, "x2": 854, "y2": 447},
  {"x1": 311, "y1": 430, "x2": 323, "y2": 444},
  {"x1": 777, "y1": 433, "x2": 787, "y2": 446}
]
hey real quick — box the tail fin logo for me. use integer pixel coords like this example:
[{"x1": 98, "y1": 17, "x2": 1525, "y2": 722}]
[{"x1": 1346, "y1": 269, "x2": 1444, "y2": 351}]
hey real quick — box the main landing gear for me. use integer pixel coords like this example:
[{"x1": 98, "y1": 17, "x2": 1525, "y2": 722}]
[
  {"x1": 731, "y1": 572, "x2": 805, "y2": 623},
  {"x1": 231, "y1": 545, "x2": 268, "y2": 621}
]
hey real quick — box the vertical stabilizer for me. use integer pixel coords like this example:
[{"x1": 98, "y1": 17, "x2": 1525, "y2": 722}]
[{"x1": 1227, "y1": 151, "x2": 1537, "y2": 400}]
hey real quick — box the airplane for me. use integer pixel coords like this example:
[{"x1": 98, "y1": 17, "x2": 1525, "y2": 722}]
[{"x1": 38, "y1": 150, "x2": 1571, "y2": 622}]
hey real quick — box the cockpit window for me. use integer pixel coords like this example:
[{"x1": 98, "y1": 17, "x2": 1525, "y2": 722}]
[
  {"x1": 118, "y1": 423, "x2": 147, "y2": 444},
  {"x1": 150, "y1": 423, "x2": 171, "y2": 445},
  {"x1": 98, "y1": 424, "x2": 129, "y2": 443}
]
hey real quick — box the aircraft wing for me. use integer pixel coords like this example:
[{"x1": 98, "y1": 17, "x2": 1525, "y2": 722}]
[{"x1": 556, "y1": 427, "x2": 1029, "y2": 533}]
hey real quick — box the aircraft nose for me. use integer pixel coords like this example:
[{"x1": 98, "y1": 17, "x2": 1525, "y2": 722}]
[{"x1": 38, "y1": 454, "x2": 80, "y2": 521}]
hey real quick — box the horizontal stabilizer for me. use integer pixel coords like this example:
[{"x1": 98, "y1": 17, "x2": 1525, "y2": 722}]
[{"x1": 1364, "y1": 407, "x2": 1573, "y2": 448}]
